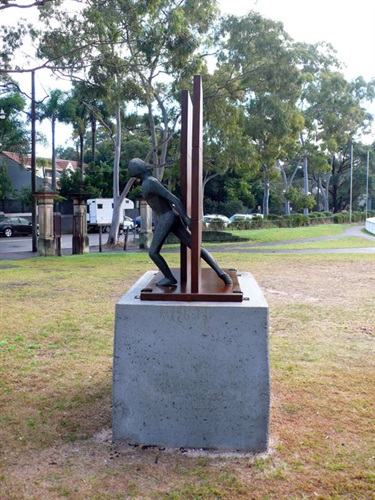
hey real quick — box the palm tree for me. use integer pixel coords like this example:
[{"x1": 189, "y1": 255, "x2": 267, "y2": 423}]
[{"x1": 37, "y1": 89, "x2": 64, "y2": 189}]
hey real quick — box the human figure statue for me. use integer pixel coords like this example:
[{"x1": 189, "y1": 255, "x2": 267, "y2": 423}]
[{"x1": 128, "y1": 158, "x2": 232, "y2": 287}]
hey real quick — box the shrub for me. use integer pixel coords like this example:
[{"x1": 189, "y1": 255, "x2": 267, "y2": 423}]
[
  {"x1": 251, "y1": 216, "x2": 264, "y2": 229},
  {"x1": 208, "y1": 219, "x2": 226, "y2": 231},
  {"x1": 266, "y1": 214, "x2": 282, "y2": 221}
]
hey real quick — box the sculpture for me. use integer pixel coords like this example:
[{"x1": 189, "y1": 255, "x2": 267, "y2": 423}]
[{"x1": 128, "y1": 158, "x2": 232, "y2": 287}]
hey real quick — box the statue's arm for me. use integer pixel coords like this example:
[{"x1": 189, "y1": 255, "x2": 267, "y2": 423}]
[{"x1": 153, "y1": 180, "x2": 191, "y2": 228}]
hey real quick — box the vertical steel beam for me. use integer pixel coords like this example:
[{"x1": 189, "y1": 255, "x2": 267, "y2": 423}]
[
  {"x1": 180, "y1": 90, "x2": 192, "y2": 285},
  {"x1": 191, "y1": 75, "x2": 203, "y2": 293}
]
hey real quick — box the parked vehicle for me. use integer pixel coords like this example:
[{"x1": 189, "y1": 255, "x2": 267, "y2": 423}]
[
  {"x1": 0, "y1": 217, "x2": 34, "y2": 237},
  {"x1": 228, "y1": 214, "x2": 254, "y2": 224},
  {"x1": 203, "y1": 214, "x2": 230, "y2": 228},
  {"x1": 133, "y1": 215, "x2": 155, "y2": 231},
  {"x1": 119, "y1": 216, "x2": 134, "y2": 233},
  {"x1": 87, "y1": 198, "x2": 134, "y2": 232}
]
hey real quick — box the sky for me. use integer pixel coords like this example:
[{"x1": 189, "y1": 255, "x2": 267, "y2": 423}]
[
  {"x1": 219, "y1": 0, "x2": 375, "y2": 82},
  {"x1": 2, "y1": 0, "x2": 375, "y2": 155}
]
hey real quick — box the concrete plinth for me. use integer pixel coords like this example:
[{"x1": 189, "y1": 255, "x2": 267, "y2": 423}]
[{"x1": 113, "y1": 271, "x2": 269, "y2": 452}]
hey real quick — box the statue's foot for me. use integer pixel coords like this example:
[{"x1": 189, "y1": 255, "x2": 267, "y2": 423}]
[
  {"x1": 219, "y1": 272, "x2": 233, "y2": 285},
  {"x1": 156, "y1": 277, "x2": 178, "y2": 287}
]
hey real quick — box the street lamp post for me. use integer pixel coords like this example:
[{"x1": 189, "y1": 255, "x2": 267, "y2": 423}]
[
  {"x1": 349, "y1": 143, "x2": 353, "y2": 223},
  {"x1": 365, "y1": 151, "x2": 370, "y2": 219},
  {"x1": 0, "y1": 109, "x2": 6, "y2": 149},
  {"x1": 31, "y1": 71, "x2": 37, "y2": 252}
]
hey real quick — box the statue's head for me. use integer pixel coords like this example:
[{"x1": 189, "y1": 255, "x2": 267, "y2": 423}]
[{"x1": 128, "y1": 158, "x2": 149, "y2": 178}]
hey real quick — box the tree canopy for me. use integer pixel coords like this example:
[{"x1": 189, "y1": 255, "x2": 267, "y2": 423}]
[{"x1": 0, "y1": 0, "x2": 373, "y2": 221}]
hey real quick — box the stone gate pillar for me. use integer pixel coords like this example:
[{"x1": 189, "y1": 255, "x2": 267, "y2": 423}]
[{"x1": 34, "y1": 179, "x2": 59, "y2": 256}]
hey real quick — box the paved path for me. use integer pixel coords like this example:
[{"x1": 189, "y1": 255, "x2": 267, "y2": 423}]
[{"x1": 0, "y1": 225, "x2": 374, "y2": 261}]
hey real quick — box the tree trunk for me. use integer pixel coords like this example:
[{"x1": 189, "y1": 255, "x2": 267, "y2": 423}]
[
  {"x1": 91, "y1": 113, "x2": 96, "y2": 163},
  {"x1": 262, "y1": 178, "x2": 270, "y2": 217},
  {"x1": 148, "y1": 103, "x2": 160, "y2": 179},
  {"x1": 79, "y1": 133, "x2": 84, "y2": 175},
  {"x1": 303, "y1": 156, "x2": 309, "y2": 215},
  {"x1": 107, "y1": 105, "x2": 122, "y2": 245},
  {"x1": 319, "y1": 174, "x2": 331, "y2": 212},
  {"x1": 279, "y1": 163, "x2": 290, "y2": 215}
]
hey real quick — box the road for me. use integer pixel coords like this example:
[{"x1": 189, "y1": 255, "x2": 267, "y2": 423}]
[
  {"x1": 0, "y1": 230, "x2": 140, "y2": 259},
  {"x1": 0, "y1": 225, "x2": 374, "y2": 260}
]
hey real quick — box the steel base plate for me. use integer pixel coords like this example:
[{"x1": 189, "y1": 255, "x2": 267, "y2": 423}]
[{"x1": 140, "y1": 268, "x2": 243, "y2": 302}]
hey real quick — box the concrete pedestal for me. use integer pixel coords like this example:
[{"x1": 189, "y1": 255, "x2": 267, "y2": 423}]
[{"x1": 113, "y1": 271, "x2": 269, "y2": 452}]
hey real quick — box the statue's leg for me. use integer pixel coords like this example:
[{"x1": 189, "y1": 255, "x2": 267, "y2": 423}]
[
  {"x1": 149, "y1": 212, "x2": 178, "y2": 286},
  {"x1": 173, "y1": 224, "x2": 232, "y2": 285}
]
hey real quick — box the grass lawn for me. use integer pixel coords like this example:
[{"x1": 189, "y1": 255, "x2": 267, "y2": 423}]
[
  {"x1": 227, "y1": 224, "x2": 352, "y2": 244},
  {"x1": 0, "y1": 250, "x2": 374, "y2": 499},
  {"x1": 245, "y1": 236, "x2": 374, "y2": 251}
]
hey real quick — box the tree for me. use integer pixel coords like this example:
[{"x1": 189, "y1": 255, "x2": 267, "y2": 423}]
[
  {"x1": 36, "y1": 0, "x2": 219, "y2": 243},
  {"x1": 299, "y1": 69, "x2": 375, "y2": 212},
  {"x1": 0, "y1": 1, "x2": 54, "y2": 11},
  {"x1": 58, "y1": 87, "x2": 92, "y2": 172},
  {"x1": 0, "y1": 159, "x2": 14, "y2": 210},
  {"x1": 18, "y1": 185, "x2": 32, "y2": 211},
  {"x1": 55, "y1": 145, "x2": 77, "y2": 161},
  {"x1": 0, "y1": 91, "x2": 29, "y2": 153},
  {"x1": 37, "y1": 88, "x2": 64, "y2": 189},
  {"x1": 58, "y1": 167, "x2": 83, "y2": 198},
  {"x1": 209, "y1": 13, "x2": 307, "y2": 215}
]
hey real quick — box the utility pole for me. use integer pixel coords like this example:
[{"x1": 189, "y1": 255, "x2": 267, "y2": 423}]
[
  {"x1": 365, "y1": 151, "x2": 370, "y2": 219},
  {"x1": 31, "y1": 70, "x2": 37, "y2": 252},
  {"x1": 303, "y1": 156, "x2": 308, "y2": 216},
  {"x1": 349, "y1": 143, "x2": 353, "y2": 223}
]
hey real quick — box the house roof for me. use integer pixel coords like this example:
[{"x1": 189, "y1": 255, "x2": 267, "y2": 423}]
[{"x1": 1, "y1": 151, "x2": 86, "y2": 172}]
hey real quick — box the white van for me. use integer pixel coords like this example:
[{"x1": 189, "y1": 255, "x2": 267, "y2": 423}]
[{"x1": 87, "y1": 198, "x2": 134, "y2": 232}]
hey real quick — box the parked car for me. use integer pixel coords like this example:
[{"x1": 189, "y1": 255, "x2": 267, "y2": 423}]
[
  {"x1": 0, "y1": 217, "x2": 35, "y2": 237},
  {"x1": 203, "y1": 214, "x2": 230, "y2": 228},
  {"x1": 133, "y1": 215, "x2": 155, "y2": 231},
  {"x1": 123, "y1": 216, "x2": 134, "y2": 230},
  {"x1": 228, "y1": 214, "x2": 254, "y2": 224}
]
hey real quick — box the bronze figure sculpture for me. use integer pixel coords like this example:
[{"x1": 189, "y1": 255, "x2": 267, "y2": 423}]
[{"x1": 128, "y1": 158, "x2": 232, "y2": 287}]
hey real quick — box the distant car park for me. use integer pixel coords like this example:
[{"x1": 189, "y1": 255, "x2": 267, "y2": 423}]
[
  {"x1": 0, "y1": 217, "x2": 35, "y2": 237},
  {"x1": 203, "y1": 214, "x2": 230, "y2": 228},
  {"x1": 228, "y1": 213, "x2": 263, "y2": 224},
  {"x1": 228, "y1": 214, "x2": 254, "y2": 224}
]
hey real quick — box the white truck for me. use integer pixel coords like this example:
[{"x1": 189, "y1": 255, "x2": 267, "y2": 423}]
[{"x1": 87, "y1": 198, "x2": 135, "y2": 233}]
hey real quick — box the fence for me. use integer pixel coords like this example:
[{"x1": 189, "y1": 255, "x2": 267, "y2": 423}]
[{"x1": 365, "y1": 217, "x2": 375, "y2": 235}]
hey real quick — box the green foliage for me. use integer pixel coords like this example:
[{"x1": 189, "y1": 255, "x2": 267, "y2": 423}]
[
  {"x1": 58, "y1": 168, "x2": 84, "y2": 198},
  {"x1": 0, "y1": 91, "x2": 29, "y2": 154},
  {"x1": 203, "y1": 198, "x2": 246, "y2": 218},
  {"x1": 1, "y1": 2, "x2": 373, "y2": 221},
  {"x1": 229, "y1": 218, "x2": 252, "y2": 230},
  {"x1": 333, "y1": 211, "x2": 364, "y2": 223},
  {"x1": 286, "y1": 186, "x2": 316, "y2": 212},
  {"x1": 18, "y1": 186, "x2": 32, "y2": 209},
  {"x1": 0, "y1": 160, "x2": 14, "y2": 201},
  {"x1": 55, "y1": 146, "x2": 77, "y2": 161},
  {"x1": 264, "y1": 213, "x2": 310, "y2": 227}
]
